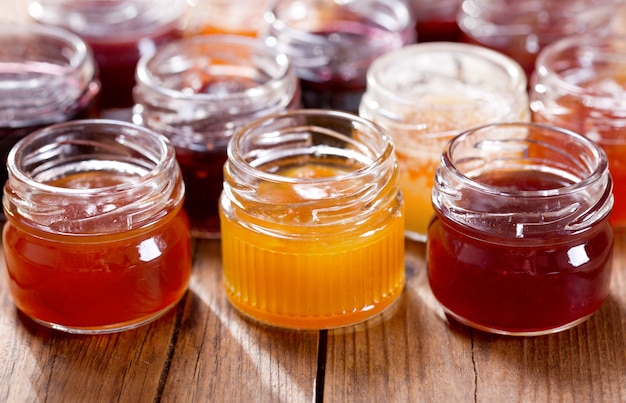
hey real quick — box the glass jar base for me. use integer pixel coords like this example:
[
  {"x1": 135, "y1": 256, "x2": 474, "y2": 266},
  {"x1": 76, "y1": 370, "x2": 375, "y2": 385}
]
[
  {"x1": 23, "y1": 299, "x2": 182, "y2": 335},
  {"x1": 443, "y1": 308, "x2": 596, "y2": 336},
  {"x1": 226, "y1": 291, "x2": 404, "y2": 330}
]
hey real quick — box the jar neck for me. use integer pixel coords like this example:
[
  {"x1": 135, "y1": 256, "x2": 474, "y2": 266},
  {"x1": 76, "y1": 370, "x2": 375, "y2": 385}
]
[
  {"x1": 433, "y1": 123, "x2": 613, "y2": 239},
  {"x1": 133, "y1": 35, "x2": 300, "y2": 148},
  {"x1": 4, "y1": 120, "x2": 184, "y2": 235},
  {"x1": 0, "y1": 24, "x2": 99, "y2": 129},
  {"x1": 222, "y1": 110, "x2": 400, "y2": 235}
]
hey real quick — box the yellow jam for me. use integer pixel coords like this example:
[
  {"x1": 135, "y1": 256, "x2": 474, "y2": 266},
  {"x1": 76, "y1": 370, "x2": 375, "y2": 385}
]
[{"x1": 220, "y1": 163, "x2": 405, "y2": 329}]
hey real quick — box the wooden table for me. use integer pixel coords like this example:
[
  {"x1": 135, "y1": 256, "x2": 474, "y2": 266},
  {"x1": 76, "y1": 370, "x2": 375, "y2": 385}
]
[{"x1": 1, "y1": 233, "x2": 625, "y2": 402}]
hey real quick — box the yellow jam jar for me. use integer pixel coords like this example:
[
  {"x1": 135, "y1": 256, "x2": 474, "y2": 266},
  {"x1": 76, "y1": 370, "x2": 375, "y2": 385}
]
[{"x1": 219, "y1": 109, "x2": 405, "y2": 329}]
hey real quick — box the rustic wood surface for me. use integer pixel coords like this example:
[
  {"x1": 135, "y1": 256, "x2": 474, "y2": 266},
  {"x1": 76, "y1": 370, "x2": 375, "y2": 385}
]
[{"x1": 1, "y1": 1, "x2": 626, "y2": 402}]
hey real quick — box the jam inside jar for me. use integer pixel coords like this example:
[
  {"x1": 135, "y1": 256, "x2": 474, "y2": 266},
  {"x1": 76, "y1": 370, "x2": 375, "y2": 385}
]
[
  {"x1": 427, "y1": 122, "x2": 614, "y2": 336},
  {"x1": 3, "y1": 120, "x2": 191, "y2": 334}
]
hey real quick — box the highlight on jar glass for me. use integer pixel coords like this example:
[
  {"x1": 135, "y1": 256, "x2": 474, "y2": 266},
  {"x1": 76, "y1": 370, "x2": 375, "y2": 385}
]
[
  {"x1": 260, "y1": 0, "x2": 415, "y2": 113},
  {"x1": 2, "y1": 120, "x2": 192, "y2": 334},
  {"x1": 359, "y1": 42, "x2": 529, "y2": 242},
  {"x1": 220, "y1": 109, "x2": 406, "y2": 329},
  {"x1": 133, "y1": 34, "x2": 300, "y2": 239},
  {"x1": 0, "y1": 23, "x2": 99, "y2": 206},
  {"x1": 28, "y1": 0, "x2": 187, "y2": 118},
  {"x1": 457, "y1": 0, "x2": 620, "y2": 77},
  {"x1": 530, "y1": 34, "x2": 626, "y2": 232},
  {"x1": 182, "y1": 0, "x2": 274, "y2": 37},
  {"x1": 428, "y1": 122, "x2": 614, "y2": 336}
]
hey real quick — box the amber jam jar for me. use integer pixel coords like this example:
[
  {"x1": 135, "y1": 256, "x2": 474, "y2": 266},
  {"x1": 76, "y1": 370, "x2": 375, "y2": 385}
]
[
  {"x1": 530, "y1": 34, "x2": 626, "y2": 232},
  {"x1": 3, "y1": 120, "x2": 191, "y2": 334},
  {"x1": 428, "y1": 122, "x2": 614, "y2": 336},
  {"x1": 0, "y1": 24, "x2": 99, "y2": 204},
  {"x1": 220, "y1": 109, "x2": 405, "y2": 329},
  {"x1": 29, "y1": 0, "x2": 187, "y2": 118},
  {"x1": 260, "y1": 0, "x2": 415, "y2": 113},
  {"x1": 133, "y1": 34, "x2": 300, "y2": 239}
]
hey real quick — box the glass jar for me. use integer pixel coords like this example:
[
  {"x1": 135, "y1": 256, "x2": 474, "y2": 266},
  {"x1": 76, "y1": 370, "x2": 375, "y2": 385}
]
[
  {"x1": 28, "y1": 0, "x2": 187, "y2": 118},
  {"x1": 428, "y1": 122, "x2": 614, "y2": 336},
  {"x1": 260, "y1": 0, "x2": 415, "y2": 113},
  {"x1": 457, "y1": 0, "x2": 620, "y2": 77},
  {"x1": 220, "y1": 109, "x2": 405, "y2": 329},
  {"x1": 0, "y1": 23, "x2": 99, "y2": 207},
  {"x1": 3, "y1": 120, "x2": 191, "y2": 334},
  {"x1": 182, "y1": 0, "x2": 274, "y2": 37},
  {"x1": 410, "y1": 0, "x2": 462, "y2": 42},
  {"x1": 530, "y1": 34, "x2": 626, "y2": 232},
  {"x1": 133, "y1": 34, "x2": 300, "y2": 239},
  {"x1": 359, "y1": 42, "x2": 529, "y2": 242}
]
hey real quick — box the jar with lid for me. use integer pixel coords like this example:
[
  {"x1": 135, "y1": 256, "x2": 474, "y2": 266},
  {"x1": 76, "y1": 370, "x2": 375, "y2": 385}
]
[
  {"x1": 3, "y1": 120, "x2": 192, "y2": 334},
  {"x1": 428, "y1": 122, "x2": 614, "y2": 336},
  {"x1": 457, "y1": 0, "x2": 620, "y2": 77},
  {"x1": 259, "y1": 0, "x2": 415, "y2": 113},
  {"x1": 0, "y1": 23, "x2": 99, "y2": 206},
  {"x1": 359, "y1": 42, "x2": 529, "y2": 242},
  {"x1": 182, "y1": 0, "x2": 274, "y2": 37},
  {"x1": 220, "y1": 109, "x2": 405, "y2": 329},
  {"x1": 530, "y1": 33, "x2": 626, "y2": 232},
  {"x1": 28, "y1": 0, "x2": 187, "y2": 119},
  {"x1": 133, "y1": 34, "x2": 300, "y2": 239}
]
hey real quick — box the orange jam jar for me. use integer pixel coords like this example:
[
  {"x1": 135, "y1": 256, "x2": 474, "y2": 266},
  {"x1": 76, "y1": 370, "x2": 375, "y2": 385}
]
[
  {"x1": 3, "y1": 120, "x2": 192, "y2": 334},
  {"x1": 428, "y1": 123, "x2": 614, "y2": 336},
  {"x1": 220, "y1": 109, "x2": 405, "y2": 329}
]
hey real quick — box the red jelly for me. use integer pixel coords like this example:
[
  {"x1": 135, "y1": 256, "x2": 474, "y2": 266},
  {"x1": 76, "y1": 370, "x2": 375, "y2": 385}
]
[{"x1": 427, "y1": 123, "x2": 614, "y2": 335}]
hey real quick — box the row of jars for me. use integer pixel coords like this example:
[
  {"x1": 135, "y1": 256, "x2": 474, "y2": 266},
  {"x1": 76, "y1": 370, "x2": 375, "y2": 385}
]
[{"x1": 0, "y1": 0, "x2": 623, "y2": 336}]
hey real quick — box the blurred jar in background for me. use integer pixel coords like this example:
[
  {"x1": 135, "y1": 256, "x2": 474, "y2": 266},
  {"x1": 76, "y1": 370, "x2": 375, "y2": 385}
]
[
  {"x1": 360, "y1": 42, "x2": 529, "y2": 242},
  {"x1": 0, "y1": 23, "x2": 99, "y2": 207},
  {"x1": 530, "y1": 33, "x2": 626, "y2": 232},
  {"x1": 457, "y1": 0, "x2": 620, "y2": 77},
  {"x1": 182, "y1": 0, "x2": 274, "y2": 37},
  {"x1": 133, "y1": 35, "x2": 300, "y2": 238},
  {"x1": 409, "y1": 0, "x2": 462, "y2": 42},
  {"x1": 260, "y1": 0, "x2": 415, "y2": 113},
  {"x1": 29, "y1": 0, "x2": 187, "y2": 120}
]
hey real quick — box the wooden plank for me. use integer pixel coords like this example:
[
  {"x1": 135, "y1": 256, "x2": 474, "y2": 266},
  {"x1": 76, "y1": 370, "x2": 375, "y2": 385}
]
[
  {"x1": 0, "y1": 243, "x2": 179, "y2": 402},
  {"x1": 160, "y1": 239, "x2": 319, "y2": 402}
]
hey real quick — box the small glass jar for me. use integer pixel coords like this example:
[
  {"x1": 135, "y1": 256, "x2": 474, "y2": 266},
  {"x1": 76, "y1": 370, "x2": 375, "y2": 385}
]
[
  {"x1": 530, "y1": 34, "x2": 626, "y2": 232},
  {"x1": 428, "y1": 122, "x2": 614, "y2": 336},
  {"x1": 3, "y1": 120, "x2": 191, "y2": 334},
  {"x1": 359, "y1": 42, "x2": 529, "y2": 242},
  {"x1": 182, "y1": 0, "x2": 274, "y2": 37},
  {"x1": 220, "y1": 109, "x2": 405, "y2": 329},
  {"x1": 410, "y1": 0, "x2": 462, "y2": 42},
  {"x1": 133, "y1": 34, "x2": 300, "y2": 239},
  {"x1": 457, "y1": 0, "x2": 620, "y2": 77},
  {"x1": 28, "y1": 0, "x2": 187, "y2": 118},
  {"x1": 260, "y1": 0, "x2": 415, "y2": 113},
  {"x1": 0, "y1": 23, "x2": 99, "y2": 206}
]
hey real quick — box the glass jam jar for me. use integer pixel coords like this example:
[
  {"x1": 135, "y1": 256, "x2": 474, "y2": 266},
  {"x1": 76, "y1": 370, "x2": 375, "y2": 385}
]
[
  {"x1": 428, "y1": 122, "x2": 614, "y2": 336},
  {"x1": 0, "y1": 23, "x2": 99, "y2": 206},
  {"x1": 3, "y1": 120, "x2": 192, "y2": 334},
  {"x1": 220, "y1": 109, "x2": 405, "y2": 329},
  {"x1": 260, "y1": 0, "x2": 415, "y2": 113},
  {"x1": 182, "y1": 0, "x2": 274, "y2": 37},
  {"x1": 133, "y1": 34, "x2": 300, "y2": 239},
  {"x1": 457, "y1": 0, "x2": 620, "y2": 77},
  {"x1": 530, "y1": 34, "x2": 626, "y2": 232},
  {"x1": 359, "y1": 42, "x2": 529, "y2": 242},
  {"x1": 28, "y1": 0, "x2": 187, "y2": 118}
]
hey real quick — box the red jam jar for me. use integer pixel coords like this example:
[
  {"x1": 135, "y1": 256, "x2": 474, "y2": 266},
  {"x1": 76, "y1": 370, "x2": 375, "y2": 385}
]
[
  {"x1": 409, "y1": 0, "x2": 462, "y2": 42},
  {"x1": 260, "y1": 0, "x2": 415, "y2": 113},
  {"x1": 428, "y1": 122, "x2": 614, "y2": 336},
  {"x1": 530, "y1": 34, "x2": 626, "y2": 232},
  {"x1": 457, "y1": 0, "x2": 619, "y2": 77},
  {"x1": 0, "y1": 23, "x2": 99, "y2": 204},
  {"x1": 3, "y1": 120, "x2": 192, "y2": 334},
  {"x1": 28, "y1": 0, "x2": 187, "y2": 119},
  {"x1": 133, "y1": 34, "x2": 299, "y2": 238}
]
